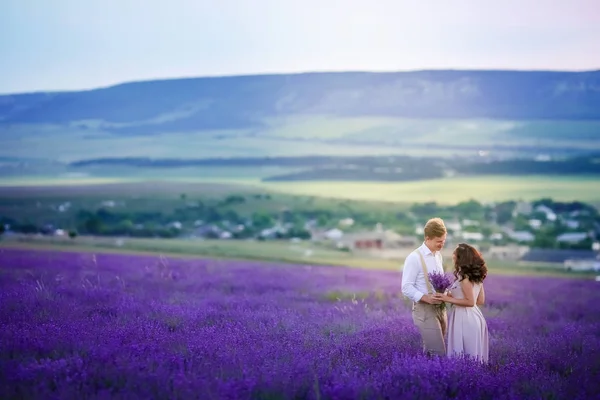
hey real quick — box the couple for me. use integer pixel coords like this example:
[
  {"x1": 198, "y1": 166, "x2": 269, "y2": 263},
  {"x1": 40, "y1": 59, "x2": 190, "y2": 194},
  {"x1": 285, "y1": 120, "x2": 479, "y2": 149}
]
[{"x1": 401, "y1": 217, "x2": 489, "y2": 363}]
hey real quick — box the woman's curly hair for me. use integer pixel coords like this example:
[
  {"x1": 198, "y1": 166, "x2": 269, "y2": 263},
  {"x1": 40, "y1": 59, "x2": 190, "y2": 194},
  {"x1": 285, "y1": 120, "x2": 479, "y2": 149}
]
[{"x1": 453, "y1": 243, "x2": 488, "y2": 284}]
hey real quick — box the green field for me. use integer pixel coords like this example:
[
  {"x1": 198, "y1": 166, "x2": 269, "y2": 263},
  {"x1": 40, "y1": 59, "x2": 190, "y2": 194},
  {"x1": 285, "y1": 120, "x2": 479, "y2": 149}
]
[
  {"x1": 0, "y1": 236, "x2": 593, "y2": 279},
  {"x1": 264, "y1": 115, "x2": 600, "y2": 147},
  {"x1": 257, "y1": 175, "x2": 600, "y2": 205},
  {"x1": 3, "y1": 116, "x2": 600, "y2": 163},
  {"x1": 2, "y1": 174, "x2": 599, "y2": 206}
]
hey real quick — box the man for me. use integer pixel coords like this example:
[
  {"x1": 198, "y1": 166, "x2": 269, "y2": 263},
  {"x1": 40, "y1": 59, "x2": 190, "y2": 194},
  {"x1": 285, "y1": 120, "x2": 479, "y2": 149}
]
[{"x1": 401, "y1": 217, "x2": 447, "y2": 356}]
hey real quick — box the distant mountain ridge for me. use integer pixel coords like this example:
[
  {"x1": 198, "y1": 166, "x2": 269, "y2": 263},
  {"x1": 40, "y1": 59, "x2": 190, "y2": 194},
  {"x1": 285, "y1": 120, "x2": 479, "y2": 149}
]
[{"x1": 1, "y1": 70, "x2": 600, "y2": 134}]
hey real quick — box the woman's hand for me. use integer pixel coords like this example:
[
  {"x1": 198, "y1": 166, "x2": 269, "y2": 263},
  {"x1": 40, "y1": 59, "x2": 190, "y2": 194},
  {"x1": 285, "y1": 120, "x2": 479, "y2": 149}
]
[{"x1": 433, "y1": 292, "x2": 452, "y2": 303}]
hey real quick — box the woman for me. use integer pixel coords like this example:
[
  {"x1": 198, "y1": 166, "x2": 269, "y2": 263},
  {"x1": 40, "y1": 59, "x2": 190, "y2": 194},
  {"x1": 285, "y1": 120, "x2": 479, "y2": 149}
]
[{"x1": 434, "y1": 243, "x2": 489, "y2": 363}]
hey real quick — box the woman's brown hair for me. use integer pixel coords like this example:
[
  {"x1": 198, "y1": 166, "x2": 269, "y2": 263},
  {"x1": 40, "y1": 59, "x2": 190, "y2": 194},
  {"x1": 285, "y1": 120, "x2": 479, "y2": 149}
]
[{"x1": 453, "y1": 243, "x2": 488, "y2": 284}]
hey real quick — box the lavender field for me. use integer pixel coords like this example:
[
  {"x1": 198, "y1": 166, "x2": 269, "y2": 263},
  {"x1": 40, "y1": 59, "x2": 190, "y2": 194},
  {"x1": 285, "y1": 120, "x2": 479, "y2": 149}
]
[{"x1": 1, "y1": 248, "x2": 599, "y2": 399}]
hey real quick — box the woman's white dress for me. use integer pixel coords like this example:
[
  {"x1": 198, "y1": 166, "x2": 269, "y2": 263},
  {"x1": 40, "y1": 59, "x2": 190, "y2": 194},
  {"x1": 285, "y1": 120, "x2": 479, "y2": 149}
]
[{"x1": 446, "y1": 280, "x2": 489, "y2": 363}]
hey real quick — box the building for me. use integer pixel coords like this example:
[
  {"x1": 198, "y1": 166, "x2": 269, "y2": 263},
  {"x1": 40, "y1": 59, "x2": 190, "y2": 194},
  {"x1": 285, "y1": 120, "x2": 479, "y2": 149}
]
[
  {"x1": 487, "y1": 245, "x2": 530, "y2": 261},
  {"x1": 513, "y1": 201, "x2": 533, "y2": 216},
  {"x1": 556, "y1": 232, "x2": 589, "y2": 244},
  {"x1": 564, "y1": 258, "x2": 600, "y2": 272},
  {"x1": 521, "y1": 249, "x2": 598, "y2": 264},
  {"x1": 507, "y1": 230, "x2": 535, "y2": 243},
  {"x1": 461, "y1": 232, "x2": 484, "y2": 241},
  {"x1": 339, "y1": 230, "x2": 418, "y2": 250},
  {"x1": 528, "y1": 219, "x2": 542, "y2": 230},
  {"x1": 535, "y1": 205, "x2": 557, "y2": 222}
]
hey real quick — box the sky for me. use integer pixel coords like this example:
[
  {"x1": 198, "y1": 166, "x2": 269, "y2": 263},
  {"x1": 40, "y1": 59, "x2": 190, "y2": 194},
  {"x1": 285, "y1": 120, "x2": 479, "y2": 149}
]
[{"x1": 1, "y1": 0, "x2": 599, "y2": 94}]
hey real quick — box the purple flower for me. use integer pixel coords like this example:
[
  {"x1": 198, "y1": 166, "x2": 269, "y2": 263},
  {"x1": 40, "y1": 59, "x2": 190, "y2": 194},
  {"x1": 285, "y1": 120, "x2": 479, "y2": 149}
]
[
  {"x1": 1, "y1": 248, "x2": 599, "y2": 399},
  {"x1": 428, "y1": 271, "x2": 453, "y2": 293}
]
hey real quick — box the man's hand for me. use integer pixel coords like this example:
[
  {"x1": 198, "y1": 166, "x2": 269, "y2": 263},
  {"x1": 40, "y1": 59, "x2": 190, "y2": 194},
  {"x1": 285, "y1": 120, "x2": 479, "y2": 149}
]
[{"x1": 420, "y1": 294, "x2": 442, "y2": 305}]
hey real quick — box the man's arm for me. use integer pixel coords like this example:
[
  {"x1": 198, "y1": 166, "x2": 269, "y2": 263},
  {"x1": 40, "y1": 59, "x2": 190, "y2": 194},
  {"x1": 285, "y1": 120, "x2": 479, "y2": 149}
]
[
  {"x1": 401, "y1": 253, "x2": 425, "y2": 303},
  {"x1": 402, "y1": 253, "x2": 440, "y2": 304}
]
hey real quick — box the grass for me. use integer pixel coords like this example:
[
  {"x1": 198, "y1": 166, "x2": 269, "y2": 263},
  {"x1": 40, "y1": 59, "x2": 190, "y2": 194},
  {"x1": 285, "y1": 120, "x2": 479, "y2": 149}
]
[
  {"x1": 261, "y1": 115, "x2": 600, "y2": 148},
  {"x1": 2, "y1": 174, "x2": 600, "y2": 206},
  {"x1": 1, "y1": 235, "x2": 595, "y2": 279},
  {"x1": 256, "y1": 175, "x2": 600, "y2": 204},
  {"x1": 0, "y1": 180, "x2": 413, "y2": 227},
  {"x1": 3, "y1": 116, "x2": 600, "y2": 163},
  {"x1": 0, "y1": 235, "x2": 398, "y2": 270}
]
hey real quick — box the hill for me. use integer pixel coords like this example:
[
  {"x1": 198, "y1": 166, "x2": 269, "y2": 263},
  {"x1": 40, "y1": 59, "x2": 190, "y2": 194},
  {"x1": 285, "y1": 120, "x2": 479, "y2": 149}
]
[
  {"x1": 1, "y1": 70, "x2": 600, "y2": 163},
  {"x1": 2, "y1": 70, "x2": 600, "y2": 127}
]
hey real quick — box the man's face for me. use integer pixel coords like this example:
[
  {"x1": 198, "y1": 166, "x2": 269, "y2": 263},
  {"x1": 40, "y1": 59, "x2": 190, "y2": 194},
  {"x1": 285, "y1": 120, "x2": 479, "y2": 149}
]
[{"x1": 426, "y1": 233, "x2": 446, "y2": 252}]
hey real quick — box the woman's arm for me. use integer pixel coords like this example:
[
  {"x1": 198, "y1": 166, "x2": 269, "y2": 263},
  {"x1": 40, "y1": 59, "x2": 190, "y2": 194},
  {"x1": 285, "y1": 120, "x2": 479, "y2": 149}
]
[
  {"x1": 476, "y1": 284, "x2": 485, "y2": 306},
  {"x1": 436, "y1": 278, "x2": 476, "y2": 307}
]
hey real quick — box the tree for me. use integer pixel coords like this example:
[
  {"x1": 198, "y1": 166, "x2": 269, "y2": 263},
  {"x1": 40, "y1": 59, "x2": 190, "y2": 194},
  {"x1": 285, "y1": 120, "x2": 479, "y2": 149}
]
[
  {"x1": 204, "y1": 208, "x2": 222, "y2": 223},
  {"x1": 285, "y1": 227, "x2": 311, "y2": 239},
  {"x1": 495, "y1": 201, "x2": 516, "y2": 225},
  {"x1": 223, "y1": 210, "x2": 241, "y2": 224},
  {"x1": 252, "y1": 212, "x2": 274, "y2": 229},
  {"x1": 532, "y1": 198, "x2": 553, "y2": 209},
  {"x1": 410, "y1": 202, "x2": 439, "y2": 217},
  {"x1": 223, "y1": 194, "x2": 245, "y2": 205},
  {"x1": 83, "y1": 216, "x2": 104, "y2": 234},
  {"x1": 317, "y1": 215, "x2": 329, "y2": 227},
  {"x1": 16, "y1": 223, "x2": 38, "y2": 234},
  {"x1": 453, "y1": 199, "x2": 484, "y2": 219},
  {"x1": 513, "y1": 215, "x2": 531, "y2": 231}
]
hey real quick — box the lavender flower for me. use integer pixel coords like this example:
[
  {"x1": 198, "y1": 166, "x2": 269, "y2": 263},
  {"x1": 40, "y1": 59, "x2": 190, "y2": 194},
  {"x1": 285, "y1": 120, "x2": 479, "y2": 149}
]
[
  {"x1": 428, "y1": 271, "x2": 453, "y2": 318},
  {"x1": 0, "y1": 248, "x2": 599, "y2": 399},
  {"x1": 428, "y1": 271, "x2": 453, "y2": 294}
]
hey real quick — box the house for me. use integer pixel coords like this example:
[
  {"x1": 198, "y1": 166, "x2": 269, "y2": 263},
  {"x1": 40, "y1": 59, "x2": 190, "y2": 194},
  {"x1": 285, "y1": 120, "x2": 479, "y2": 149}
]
[
  {"x1": 304, "y1": 219, "x2": 318, "y2": 230},
  {"x1": 310, "y1": 228, "x2": 342, "y2": 241},
  {"x1": 58, "y1": 202, "x2": 71, "y2": 212},
  {"x1": 535, "y1": 205, "x2": 557, "y2": 222},
  {"x1": 557, "y1": 232, "x2": 589, "y2": 244},
  {"x1": 564, "y1": 220, "x2": 580, "y2": 230},
  {"x1": 507, "y1": 230, "x2": 535, "y2": 243},
  {"x1": 324, "y1": 228, "x2": 344, "y2": 240},
  {"x1": 528, "y1": 219, "x2": 542, "y2": 230},
  {"x1": 193, "y1": 224, "x2": 223, "y2": 238},
  {"x1": 338, "y1": 218, "x2": 354, "y2": 227},
  {"x1": 521, "y1": 249, "x2": 598, "y2": 263},
  {"x1": 339, "y1": 230, "x2": 418, "y2": 250},
  {"x1": 414, "y1": 225, "x2": 424, "y2": 235},
  {"x1": 260, "y1": 228, "x2": 280, "y2": 239},
  {"x1": 445, "y1": 221, "x2": 463, "y2": 233},
  {"x1": 487, "y1": 245, "x2": 530, "y2": 260},
  {"x1": 168, "y1": 221, "x2": 182, "y2": 230},
  {"x1": 489, "y1": 233, "x2": 503, "y2": 241},
  {"x1": 513, "y1": 201, "x2": 533, "y2": 216},
  {"x1": 462, "y1": 219, "x2": 480, "y2": 227},
  {"x1": 564, "y1": 258, "x2": 600, "y2": 272},
  {"x1": 461, "y1": 232, "x2": 484, "y2": 241},
  {"x1": 219, "y1": 231, "x2": 232, "y2": 239},
  {"x1": 260, "y1": 223, "x2": 289, "y2": 239}
]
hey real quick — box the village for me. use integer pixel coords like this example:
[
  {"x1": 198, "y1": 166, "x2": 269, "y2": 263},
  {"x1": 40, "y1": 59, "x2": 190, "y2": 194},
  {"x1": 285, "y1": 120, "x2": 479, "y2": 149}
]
[
  {"x1": 305, "y1": 200, "x2": 600, "y2": 272},
  {"x1": 2, "y1": 196, "x2": 600, "y2": 272}
]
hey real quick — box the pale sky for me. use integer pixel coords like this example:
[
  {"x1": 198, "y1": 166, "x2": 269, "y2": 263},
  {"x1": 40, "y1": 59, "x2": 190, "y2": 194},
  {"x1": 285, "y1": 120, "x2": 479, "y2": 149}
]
[{"x1": 1, "y1": 0, "x2": 599, "y2": 94}]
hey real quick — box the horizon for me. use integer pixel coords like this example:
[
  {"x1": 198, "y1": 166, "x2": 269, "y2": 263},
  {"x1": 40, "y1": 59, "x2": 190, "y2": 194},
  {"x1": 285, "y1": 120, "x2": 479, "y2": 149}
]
[{"x1": 2, "y1": 67, "x2": 600, "y2": 96}]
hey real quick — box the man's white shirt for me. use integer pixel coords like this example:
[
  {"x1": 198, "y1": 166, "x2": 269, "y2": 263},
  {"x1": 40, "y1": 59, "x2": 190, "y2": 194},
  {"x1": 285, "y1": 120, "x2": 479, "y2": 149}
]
[{"x1": 401, "y1": 242, "x2": 445, "y2": 303}]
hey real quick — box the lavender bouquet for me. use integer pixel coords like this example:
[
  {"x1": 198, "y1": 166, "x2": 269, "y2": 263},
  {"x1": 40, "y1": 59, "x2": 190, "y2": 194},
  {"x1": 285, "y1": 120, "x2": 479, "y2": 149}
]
[{"x1": 428, "y1": 271, "x2": 453, "y2": 312}]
